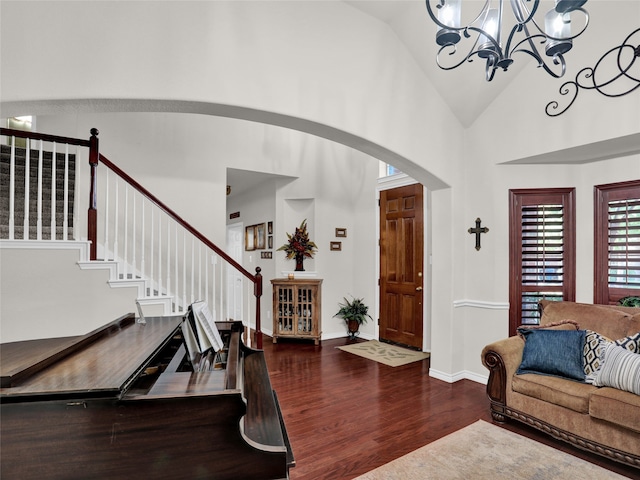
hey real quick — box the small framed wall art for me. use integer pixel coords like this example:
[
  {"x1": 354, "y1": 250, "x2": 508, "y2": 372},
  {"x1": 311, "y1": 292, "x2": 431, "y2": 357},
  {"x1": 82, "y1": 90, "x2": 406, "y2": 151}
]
[
  {"x1": 245, "y1": 225, "x2": 255, "y2": 251},
  {"x1": 256, "y1": 223, "x2": 266, "y2": 249}
]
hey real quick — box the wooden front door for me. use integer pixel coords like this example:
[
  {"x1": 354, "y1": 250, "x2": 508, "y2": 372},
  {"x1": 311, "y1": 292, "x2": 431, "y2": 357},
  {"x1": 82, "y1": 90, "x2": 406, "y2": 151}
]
[{"x1": 379, "y1": 183, "x2": 424, "y2": 349}]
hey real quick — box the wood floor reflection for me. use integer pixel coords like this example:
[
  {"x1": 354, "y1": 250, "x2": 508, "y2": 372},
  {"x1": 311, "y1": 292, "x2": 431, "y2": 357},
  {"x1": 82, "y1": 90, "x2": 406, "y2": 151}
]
[{"x1": 261, "y1": 336, "x2": 638, "y2": 480}]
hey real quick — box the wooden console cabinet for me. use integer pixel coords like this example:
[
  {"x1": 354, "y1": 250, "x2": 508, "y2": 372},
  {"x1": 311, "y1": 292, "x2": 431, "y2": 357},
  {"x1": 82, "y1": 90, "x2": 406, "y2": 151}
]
[{"x1": 271, "y1": 278, "x2": 322, "y2": 345}]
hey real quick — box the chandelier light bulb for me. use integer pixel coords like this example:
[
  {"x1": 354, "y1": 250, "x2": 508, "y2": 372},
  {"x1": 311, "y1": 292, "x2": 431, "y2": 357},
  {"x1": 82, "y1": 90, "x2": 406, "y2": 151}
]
[
  {"x1": 436, "y1": 0, "x2": 462, "y2": 46},
  {"x1": 545, "y1": 10, "x2": 573, "y2": 56},
  {"x1": 478, "y1": 8, "x2": 500, "y2": 58}
]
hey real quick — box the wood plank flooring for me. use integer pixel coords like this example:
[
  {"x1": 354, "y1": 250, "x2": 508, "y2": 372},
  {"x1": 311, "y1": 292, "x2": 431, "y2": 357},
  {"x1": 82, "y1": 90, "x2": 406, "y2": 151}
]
[{"x1": 261, "y1": 336, "x2": 639, "y2": 480}]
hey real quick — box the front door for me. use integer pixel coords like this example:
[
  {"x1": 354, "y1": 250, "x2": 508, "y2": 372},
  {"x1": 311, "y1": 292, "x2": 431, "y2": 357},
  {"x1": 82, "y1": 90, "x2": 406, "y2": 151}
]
[{"x1": 379, "y1": 183, "x2": 424, "y2": 349}]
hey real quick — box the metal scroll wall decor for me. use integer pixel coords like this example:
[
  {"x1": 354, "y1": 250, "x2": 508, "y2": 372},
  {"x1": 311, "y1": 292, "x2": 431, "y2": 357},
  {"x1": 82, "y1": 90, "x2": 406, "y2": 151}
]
[{"x1": 546, "y1": 28, "x2": 640, "y2": 116}]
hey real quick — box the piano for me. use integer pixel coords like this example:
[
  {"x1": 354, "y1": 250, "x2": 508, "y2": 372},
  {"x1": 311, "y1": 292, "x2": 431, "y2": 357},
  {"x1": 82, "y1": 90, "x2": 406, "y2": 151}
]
[{"x1": 0, "y1": 314, "x2": 294, "y2": 479}]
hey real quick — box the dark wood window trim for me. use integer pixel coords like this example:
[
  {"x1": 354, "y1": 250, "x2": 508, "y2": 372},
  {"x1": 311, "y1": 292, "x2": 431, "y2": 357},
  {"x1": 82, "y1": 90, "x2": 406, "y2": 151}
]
[
  {"x1": 508, "y1": 188, "x2": 576, "y2": 336},
  {"x1": 594, "y1": 179, "x2": 640, "y2": 305}
]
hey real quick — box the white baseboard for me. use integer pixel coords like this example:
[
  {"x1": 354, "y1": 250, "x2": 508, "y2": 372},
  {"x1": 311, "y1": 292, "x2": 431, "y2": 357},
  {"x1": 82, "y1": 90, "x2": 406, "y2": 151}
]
[{"x1": 429, "y1": 368, "x2": 487, "y2": 385}]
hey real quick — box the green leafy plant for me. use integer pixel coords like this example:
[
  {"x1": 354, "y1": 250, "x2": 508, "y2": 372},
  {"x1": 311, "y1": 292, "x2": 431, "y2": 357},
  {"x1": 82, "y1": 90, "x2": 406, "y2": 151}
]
[
  {"x1": 334, "y1": 296, "x2": 372, "y2": 325},
  {"x1": 618, "y1": 296, "x2": 640, "y2": 308}
]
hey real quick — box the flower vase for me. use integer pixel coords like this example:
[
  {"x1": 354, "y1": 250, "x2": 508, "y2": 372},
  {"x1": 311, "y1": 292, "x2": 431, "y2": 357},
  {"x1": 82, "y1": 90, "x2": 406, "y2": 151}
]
[{"x1": 295, "y1": 253, "x2": 305, "y2": 271}]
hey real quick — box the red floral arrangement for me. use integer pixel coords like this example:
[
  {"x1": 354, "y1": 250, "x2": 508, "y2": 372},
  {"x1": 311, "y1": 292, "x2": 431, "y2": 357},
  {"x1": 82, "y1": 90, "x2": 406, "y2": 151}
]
[{"x1": 277, "y1": 219, "x2": 317, "y2": 259}]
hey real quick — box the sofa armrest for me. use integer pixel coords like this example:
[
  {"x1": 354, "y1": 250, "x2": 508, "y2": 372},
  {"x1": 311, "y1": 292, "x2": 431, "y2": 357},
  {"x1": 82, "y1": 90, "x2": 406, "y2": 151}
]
[{"x1": 481, "y1": 336, "x2": 524, "y2": 422}]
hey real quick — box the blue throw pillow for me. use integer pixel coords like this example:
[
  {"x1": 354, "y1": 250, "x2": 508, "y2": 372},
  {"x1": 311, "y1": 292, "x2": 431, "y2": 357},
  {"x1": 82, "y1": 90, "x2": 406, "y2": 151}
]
[{"x1": 517, "y1": 329, "x2": 586, "y2": 381}]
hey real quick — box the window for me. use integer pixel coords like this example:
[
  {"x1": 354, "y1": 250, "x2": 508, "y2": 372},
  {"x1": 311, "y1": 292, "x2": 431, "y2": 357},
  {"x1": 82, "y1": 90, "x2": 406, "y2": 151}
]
[
  {"x1": 594, "y1": 180, "x2": 640, "y2": 305},
  {"x1": 6, "y1": 116, "x2": 33, "y2": 148},
  {"x1": 509, "y1": 189, "x2": 576, "y2": 336},
  {"x1": 379, "y1": 161, "x2": 403, "y2": 178}
]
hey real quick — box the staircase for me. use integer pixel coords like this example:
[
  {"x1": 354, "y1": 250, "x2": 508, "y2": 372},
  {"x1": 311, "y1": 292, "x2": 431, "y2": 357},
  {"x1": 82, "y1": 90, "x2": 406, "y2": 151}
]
[
  {"x1": 0, "y1": 143, "x2": 75, "y2": 240},
  {"x1": 0, "y1": 127, "x2": 264, "y2": 347}
]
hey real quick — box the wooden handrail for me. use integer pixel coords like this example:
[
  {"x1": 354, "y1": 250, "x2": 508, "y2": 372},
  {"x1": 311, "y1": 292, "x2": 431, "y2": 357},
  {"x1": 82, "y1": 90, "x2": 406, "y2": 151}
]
[
  {"x1": 0, "y1": 127, "x2": 90, "y2": 147},
  {"x1": 98, "y1": 146, "x2": 264, "y2": 348},
  {"x1": 97, "y1": 153, "x2": 256, "y2": 283}
]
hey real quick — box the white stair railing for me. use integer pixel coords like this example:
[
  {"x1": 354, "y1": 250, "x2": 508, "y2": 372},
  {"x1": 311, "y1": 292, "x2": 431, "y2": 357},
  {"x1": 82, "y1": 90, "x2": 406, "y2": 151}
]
[
  {"x1": 1, "y1": 132, "x2": 80, "y2": 242},
  {"x1": 0, "y1": 127, "x2": 264, "y2": 348}
]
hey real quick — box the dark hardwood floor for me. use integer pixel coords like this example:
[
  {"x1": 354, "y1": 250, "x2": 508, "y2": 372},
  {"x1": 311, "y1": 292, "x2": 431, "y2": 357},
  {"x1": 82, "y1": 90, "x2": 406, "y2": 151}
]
[{"x1": 261, "y1": 336, "x2": 640, "y2": 480}]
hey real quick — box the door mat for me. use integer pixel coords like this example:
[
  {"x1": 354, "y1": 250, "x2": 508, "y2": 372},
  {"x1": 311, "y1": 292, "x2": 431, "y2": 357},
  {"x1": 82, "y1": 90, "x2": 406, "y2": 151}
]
[{"x1": 337, "y1": 340, "x2": 429, "y2": 367}]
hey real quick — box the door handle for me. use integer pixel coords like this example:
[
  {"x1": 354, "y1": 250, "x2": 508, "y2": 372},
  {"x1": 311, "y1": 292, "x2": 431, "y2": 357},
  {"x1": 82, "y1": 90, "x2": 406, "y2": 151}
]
[{"x1": 416, "y1": 286, "x2": 423, "y2": 291}]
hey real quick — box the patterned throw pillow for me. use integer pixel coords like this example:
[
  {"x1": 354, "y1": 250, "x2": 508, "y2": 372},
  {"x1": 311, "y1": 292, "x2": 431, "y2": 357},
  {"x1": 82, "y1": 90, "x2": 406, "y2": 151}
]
[
  {"x1": 584, "y1": 330, "x2": 640, "y2": 383},
  {"x1": 593, "y1": 343, "x2": 640, "y2": 395},
  {"x1": 615, "y1": 331, "x2": 640, "y2": 353},
  {"x1": 584, "y1": 331, "x2": 609, "y2": 383}
]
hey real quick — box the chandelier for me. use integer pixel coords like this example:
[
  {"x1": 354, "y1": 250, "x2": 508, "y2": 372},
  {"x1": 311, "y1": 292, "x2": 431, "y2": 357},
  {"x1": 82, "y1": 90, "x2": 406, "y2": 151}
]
[{"x1": 425, "y1": 0, "x2": 590, "y2": 81}]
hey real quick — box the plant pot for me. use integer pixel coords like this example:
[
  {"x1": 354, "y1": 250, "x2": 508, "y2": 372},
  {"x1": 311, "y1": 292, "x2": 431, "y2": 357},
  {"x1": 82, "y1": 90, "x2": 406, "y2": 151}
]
[
  {"x1": 295, "y1": 252, "x2": 305, "y2": 271},
  {"x1": 347, "y1": 319, "x2": 359, "y2": 339}
]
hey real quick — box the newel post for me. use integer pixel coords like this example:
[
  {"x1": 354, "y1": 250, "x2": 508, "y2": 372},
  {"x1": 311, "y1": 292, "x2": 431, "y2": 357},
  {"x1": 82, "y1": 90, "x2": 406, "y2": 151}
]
[
  {"x1": 254, "y1": 267, "x2": 263, "y2": 349},
  {"x1": 88, "y1": 128, "x2": 99, "y2": 260}
]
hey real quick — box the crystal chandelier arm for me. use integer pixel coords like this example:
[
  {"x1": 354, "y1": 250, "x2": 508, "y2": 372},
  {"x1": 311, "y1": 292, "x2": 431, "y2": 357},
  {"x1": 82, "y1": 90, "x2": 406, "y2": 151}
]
[
  {"x1": 515, "y1": 42, "x2": 567, "y2": 78},
  {"x1": 507, "y1": 24, "x2": 567, "y2": 78},
  {"x1": 435, "y1": 26, "x2": 501, "y2": 71}
]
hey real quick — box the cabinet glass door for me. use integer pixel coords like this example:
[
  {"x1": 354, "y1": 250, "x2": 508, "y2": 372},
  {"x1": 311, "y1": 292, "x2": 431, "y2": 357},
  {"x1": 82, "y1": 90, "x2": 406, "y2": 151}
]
[
  {"x1": 297, "y1": 287, "x2": 313, "y2": 334},
  {"x1": 277, "y1": 286, "x2": 294, "y2": 333}
]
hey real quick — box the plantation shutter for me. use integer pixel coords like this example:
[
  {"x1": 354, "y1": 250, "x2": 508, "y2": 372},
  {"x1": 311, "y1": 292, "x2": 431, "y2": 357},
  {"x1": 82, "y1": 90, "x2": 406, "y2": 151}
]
[
  {"x1": 595, "y1": 181, "x2": 640, "y2": 305},
  {"x1": 509, "y1": 189, "x2": 576, "y2": 336}
]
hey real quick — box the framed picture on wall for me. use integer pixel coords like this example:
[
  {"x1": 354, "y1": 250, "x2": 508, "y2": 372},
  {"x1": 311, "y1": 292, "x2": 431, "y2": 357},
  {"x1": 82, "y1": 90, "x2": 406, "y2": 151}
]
[
  {"x1": 245, "y1": 226, "x2": 256, "y2": 251},
  {"x1": 268, "y1": 236, "x2": 273, "y2": 249},
  {"x1": 256, "y1": 223, "x2": 266, "y2": 249},
  {"x1": 268, "y1": 221, "x2": 273, "y2": 234}
]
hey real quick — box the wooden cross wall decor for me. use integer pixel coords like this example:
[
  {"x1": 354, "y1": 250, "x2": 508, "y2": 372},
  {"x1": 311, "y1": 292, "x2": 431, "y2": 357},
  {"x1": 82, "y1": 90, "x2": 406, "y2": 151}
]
[{"x1": 468, "y1": 218, "x2": 489, "y2": 251}]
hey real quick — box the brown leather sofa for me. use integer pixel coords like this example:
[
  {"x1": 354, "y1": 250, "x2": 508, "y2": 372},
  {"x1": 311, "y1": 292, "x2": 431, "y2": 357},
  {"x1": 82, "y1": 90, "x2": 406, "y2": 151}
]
[{"x1": 482, "y1": 300, "x2": 640, "y2": 468}]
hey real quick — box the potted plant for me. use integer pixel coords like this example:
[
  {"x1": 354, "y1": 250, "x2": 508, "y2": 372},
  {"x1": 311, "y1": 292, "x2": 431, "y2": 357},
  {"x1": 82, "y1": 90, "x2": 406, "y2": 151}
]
[
  {"x1": 334, "y1": 296, "x2": 372, "y2": 339},
  {"x1": 618, "y1": 296, "x2": 640, "y2": 308}
]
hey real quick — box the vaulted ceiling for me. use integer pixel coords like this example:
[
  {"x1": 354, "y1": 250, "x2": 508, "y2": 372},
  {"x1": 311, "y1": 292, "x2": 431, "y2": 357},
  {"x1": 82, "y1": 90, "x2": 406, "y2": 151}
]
[{"x1": 344, "y1": 0, "x2": 531, "y2": 127}]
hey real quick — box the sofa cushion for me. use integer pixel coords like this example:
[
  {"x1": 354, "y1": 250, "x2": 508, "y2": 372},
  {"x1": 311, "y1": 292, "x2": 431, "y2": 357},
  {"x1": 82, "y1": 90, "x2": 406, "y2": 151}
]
[
  {"x1": 593, "y1": 343, "x2": 640, "y2": 395},
  {"x1": 590, "y1": 387, "x2": 640, "y2": 433},
  {"x1": 628, "y1": 314, "x2": 640, "y2": 336},
  {"x1": 539, "y1": 300, "x2": 633, "y2": 339},
  {"x1": 512, "y1": 373, "x2": 595, "y2": 413},
  {"x1": 516, "y1": 329, "x2": 585, "y2": 381}
]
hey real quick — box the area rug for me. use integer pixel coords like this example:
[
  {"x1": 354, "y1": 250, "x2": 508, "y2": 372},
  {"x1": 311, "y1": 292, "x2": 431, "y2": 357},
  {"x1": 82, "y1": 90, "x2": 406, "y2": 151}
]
[
  {"x1": 337, "y1": 340, "x2": 429, "y2": 367},
  {"x1": 353, "y1": 420, "x2": 626, "y2": 479}
]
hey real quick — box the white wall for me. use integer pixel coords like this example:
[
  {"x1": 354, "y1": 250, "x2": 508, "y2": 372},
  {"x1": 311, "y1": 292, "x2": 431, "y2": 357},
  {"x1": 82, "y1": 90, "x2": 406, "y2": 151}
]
[
  {"x1": 2, "y1": 1, "x2": 640, "y2": 382},
  {"x1": 0, "y1": 246, "x2": 141, "y2": 341},
  {"x1": 225, "y1": 129, "x2": 380, "y2": 340}
]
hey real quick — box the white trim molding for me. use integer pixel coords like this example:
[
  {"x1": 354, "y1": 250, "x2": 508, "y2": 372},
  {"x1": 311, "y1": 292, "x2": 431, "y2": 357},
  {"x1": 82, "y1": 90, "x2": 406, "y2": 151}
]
[
  {"x1": 453, "y1": 299, "x2": 509, "y2": 310},
  {"x1": 430, "y1": 368, "x2": 488, "y2": 385},
  {"x1": 0, "y1": 240, "x2": 91, "y2": 260},
  {"x1": 376, "y1": 172, "x2": 417, "y2": 191}
]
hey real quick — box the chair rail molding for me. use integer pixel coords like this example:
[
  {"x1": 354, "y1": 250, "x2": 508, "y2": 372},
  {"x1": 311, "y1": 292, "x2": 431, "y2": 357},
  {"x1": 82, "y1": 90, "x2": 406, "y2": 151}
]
[{"x1": 453, "y1": 299, "x2": 509, "y2": 310}]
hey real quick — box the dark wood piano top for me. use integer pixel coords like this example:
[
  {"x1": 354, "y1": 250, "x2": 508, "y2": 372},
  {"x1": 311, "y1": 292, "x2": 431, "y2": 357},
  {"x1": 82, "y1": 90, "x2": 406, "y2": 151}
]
[
  {"x1": 0, "y1": 315, "x2": 183, "y2": 400},
  {"x1": 1, "y1": 315, "x2": 294, "y2": 479}
]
